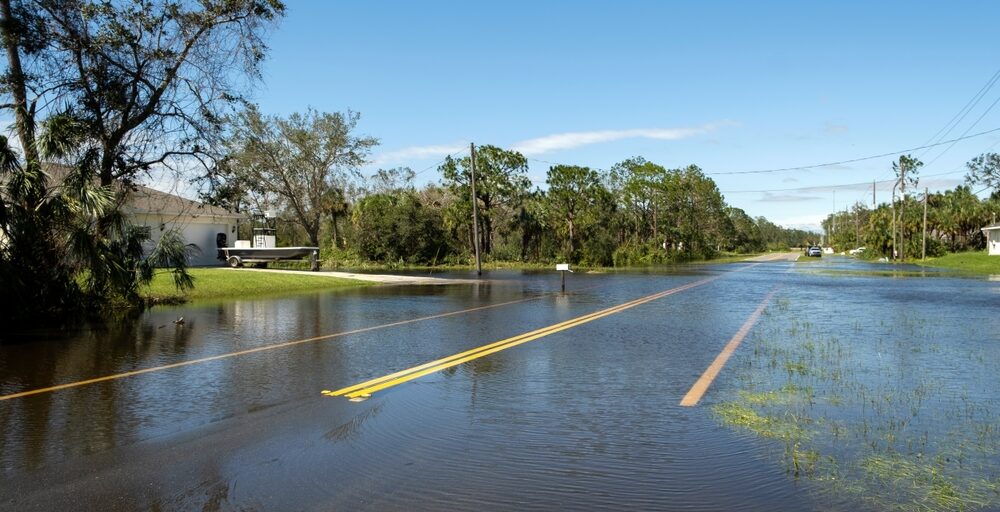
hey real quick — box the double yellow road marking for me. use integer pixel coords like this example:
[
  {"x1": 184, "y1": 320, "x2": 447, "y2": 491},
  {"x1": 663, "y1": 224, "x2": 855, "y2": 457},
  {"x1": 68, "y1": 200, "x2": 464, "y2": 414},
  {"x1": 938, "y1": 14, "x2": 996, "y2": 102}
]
[{"x1": 324, "y1": 274, "x2": 724, "y2": 401}]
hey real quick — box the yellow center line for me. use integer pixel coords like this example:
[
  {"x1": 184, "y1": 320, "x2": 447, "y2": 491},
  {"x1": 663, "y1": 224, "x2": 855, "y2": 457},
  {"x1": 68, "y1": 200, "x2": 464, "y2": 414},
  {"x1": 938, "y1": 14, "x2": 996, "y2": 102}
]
[
  {"x1": 326, "y1": 273, "x2": 736, "y2": 400},
  {"x1": 0, "y1": 294, "x2": 554, "y2": 402},
  {"x1": 679, "y1": 287, "x2": 780, "y2": 407}
]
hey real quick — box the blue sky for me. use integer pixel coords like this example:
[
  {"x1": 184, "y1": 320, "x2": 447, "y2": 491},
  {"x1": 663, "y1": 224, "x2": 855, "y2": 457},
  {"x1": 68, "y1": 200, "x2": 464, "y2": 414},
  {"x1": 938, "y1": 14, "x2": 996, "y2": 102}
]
[{"x1": 249, "y1": 1, "x2": 1000, "y2": 231}]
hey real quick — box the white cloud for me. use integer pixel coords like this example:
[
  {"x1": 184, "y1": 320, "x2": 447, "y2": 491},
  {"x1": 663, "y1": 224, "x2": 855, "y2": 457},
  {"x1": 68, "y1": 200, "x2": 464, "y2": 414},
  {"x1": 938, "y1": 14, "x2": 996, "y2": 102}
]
[
  {"x1": 757, "y1": 192, "x2": 822, "y2": 202},
  {"x1": 511, "y1": 121, "x2": 734, "y2": 155},
  {"x1": 370, "y1": 143, "x2": 467, "y2": 166},
  {"x1": 824, "y1": 122, "x2": 849, "y2": 135},
  {"x1": 368, "y1": 120, "x2": 733, "y2": 166}
]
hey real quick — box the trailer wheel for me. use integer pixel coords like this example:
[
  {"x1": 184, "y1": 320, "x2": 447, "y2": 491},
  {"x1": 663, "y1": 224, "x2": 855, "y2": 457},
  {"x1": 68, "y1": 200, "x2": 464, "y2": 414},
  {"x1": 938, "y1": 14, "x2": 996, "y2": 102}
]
[{"x1": 227, "y1": 256, "x2": 242, "y2": 268}]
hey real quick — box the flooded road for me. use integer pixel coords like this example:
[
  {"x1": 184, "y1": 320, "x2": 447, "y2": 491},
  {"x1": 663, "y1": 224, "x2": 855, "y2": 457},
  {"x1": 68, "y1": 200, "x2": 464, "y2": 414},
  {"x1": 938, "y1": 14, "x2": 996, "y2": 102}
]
[{"x1": 1, "y1": 258, "x2": 999, "y2": 511}]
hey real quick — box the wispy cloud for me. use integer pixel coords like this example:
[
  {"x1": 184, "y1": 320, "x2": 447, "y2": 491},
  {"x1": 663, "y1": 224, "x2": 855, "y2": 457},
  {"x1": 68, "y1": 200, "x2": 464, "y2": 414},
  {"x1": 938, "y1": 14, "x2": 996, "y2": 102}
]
[
  {"x1": 369, "y1": 120, "x2": 734, "y2": 166},
  {"x1": 824, "y1": 122, "x2": 849, "y2": 135},
  {"x1": 370, "y1": 143, "x2": 466, "y2": 166},
  {"x1": 511, "y1": 121, "x2": 735, "y2": 155},
  {"x1": 757, "y1": 192, "x2": 822, "y2": 202}
]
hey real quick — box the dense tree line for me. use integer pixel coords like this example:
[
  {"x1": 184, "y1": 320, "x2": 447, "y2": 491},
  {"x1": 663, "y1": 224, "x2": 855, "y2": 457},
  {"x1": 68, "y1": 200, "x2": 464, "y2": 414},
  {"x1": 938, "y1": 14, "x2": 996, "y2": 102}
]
[
  {"x1": 236, "y1": 144, "x2": 816, "y2": 267},
  {"x1": 822, "y1": 154, "x2": 1000, "y2": 258}
]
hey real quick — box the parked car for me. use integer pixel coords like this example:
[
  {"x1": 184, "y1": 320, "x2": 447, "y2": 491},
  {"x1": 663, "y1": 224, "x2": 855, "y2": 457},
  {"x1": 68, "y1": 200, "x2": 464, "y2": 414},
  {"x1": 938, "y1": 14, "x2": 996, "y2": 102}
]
[
  {"x1": 806, "y1": 246, "x2": 822, "y2": 257},
  {"x1": 848, "y1": 247, "x2": 866, "y2": 256}
]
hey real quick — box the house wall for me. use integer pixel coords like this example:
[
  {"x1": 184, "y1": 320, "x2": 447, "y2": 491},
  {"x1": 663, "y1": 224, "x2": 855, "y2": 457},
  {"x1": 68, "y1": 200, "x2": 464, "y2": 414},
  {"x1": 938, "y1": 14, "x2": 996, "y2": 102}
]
[
  {"x1": 134, "y1": 213, "x2": 237, "y2": 266},
  {"x1": 989, "y1": 230, "x2": 1000, "y2": 256}
]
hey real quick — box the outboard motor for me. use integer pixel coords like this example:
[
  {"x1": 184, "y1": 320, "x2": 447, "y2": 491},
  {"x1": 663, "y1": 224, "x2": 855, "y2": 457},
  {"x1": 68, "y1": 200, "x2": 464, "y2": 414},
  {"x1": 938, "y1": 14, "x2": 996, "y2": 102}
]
[{"x1": 216, "y1": 233, "x2": 227, "y2": 261}]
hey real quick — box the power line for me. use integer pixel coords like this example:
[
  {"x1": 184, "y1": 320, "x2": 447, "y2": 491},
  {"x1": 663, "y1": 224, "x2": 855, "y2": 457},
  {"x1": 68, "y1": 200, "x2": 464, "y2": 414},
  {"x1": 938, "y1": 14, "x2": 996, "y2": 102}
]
[
  {"x1": 720, "y1": 169, "x2": 966, "y2": 194},
  {"x1": 919, "y1": 66, "x2": 1000, "y2": 155},
  {"x1": 411, "y1": 146, "x2": 469, "y2": 177},
  {"x1": 923, "y1": 93, "x2": 1000, "y2": 168},
  {"x1": 703, "y1": 126, "x2": 1000, "y2": 175}
]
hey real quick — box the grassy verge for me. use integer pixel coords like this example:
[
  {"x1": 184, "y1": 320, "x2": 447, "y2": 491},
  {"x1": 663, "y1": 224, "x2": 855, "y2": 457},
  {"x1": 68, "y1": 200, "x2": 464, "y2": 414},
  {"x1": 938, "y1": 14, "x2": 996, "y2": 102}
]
[
  {"x1": 916, "y1": 251, "x2": 1000, "y2": 275},
  {"x1": 141, "y1": 268, "x2": 372, "y2": 304}
]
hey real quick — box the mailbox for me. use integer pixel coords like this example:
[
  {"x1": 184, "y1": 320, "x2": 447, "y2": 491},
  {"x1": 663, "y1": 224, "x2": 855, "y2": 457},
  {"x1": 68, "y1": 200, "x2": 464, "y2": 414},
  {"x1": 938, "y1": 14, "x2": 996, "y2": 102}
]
[{"x1": 556, "y1": 263, "x2": 570, "y2": 271}]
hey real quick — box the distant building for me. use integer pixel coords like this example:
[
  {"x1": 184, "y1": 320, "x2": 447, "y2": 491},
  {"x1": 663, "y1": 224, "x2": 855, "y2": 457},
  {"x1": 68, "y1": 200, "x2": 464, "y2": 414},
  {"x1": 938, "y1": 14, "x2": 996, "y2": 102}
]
[
  {"x1": 21, "y1": 164, "x2": 242, "y2": 266},
  {"x1": 127, "y1": 185, "x2": 240, "y2": 266},
  {"x1": 982, "y1": 223, "x2": 1000, "y2": 256}
]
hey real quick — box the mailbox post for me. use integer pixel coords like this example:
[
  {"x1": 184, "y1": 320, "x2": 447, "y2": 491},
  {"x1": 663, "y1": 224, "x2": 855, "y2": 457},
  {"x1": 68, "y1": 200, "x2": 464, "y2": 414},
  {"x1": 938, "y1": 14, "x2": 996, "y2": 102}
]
[{"x1": 556, "y1": 263, "x2": 572, "y2": 292}]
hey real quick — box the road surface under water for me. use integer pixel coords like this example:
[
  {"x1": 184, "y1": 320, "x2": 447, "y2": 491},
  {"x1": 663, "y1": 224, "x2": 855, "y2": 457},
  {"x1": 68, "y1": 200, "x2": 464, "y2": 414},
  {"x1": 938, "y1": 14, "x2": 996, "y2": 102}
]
[{"x1": 1, "y1": 258, "x2": 998, "y2": 511}]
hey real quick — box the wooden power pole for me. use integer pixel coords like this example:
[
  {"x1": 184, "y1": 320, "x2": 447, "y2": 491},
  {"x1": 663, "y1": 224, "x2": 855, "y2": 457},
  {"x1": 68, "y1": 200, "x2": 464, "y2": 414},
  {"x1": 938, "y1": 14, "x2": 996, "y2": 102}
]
[
  {"x1": 470, "y1": 143, "x2": 482, "y2": 276},
  {"x1": 900, "y1": 162, "x2": 905, "y2": 261},
  {"x1": 922, "y1": 187, "x2": 928, "y2": 260}
]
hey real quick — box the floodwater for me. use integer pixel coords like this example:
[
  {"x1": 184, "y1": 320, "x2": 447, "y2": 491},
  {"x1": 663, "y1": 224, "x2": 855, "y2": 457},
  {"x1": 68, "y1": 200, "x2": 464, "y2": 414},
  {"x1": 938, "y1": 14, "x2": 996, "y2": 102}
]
[{"x1": 0, "y1": 258, "x2": 998, "y2": 511}]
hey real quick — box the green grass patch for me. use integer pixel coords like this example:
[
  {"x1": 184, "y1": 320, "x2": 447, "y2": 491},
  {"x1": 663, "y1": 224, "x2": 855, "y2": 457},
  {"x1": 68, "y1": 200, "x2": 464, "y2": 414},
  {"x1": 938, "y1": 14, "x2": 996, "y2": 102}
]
[
  {"x1": 917, "y1": 251, "x2": 1000, "y2": 275},
  {"x1": 141, "y1": 268, "x2": 372, "y2": 303},
  {"x1": 861, "y1": 454, "x2": 999, "y2": 512},
  {"x1": 712, "y1": 402, "x2": 810, "y2": 442}
]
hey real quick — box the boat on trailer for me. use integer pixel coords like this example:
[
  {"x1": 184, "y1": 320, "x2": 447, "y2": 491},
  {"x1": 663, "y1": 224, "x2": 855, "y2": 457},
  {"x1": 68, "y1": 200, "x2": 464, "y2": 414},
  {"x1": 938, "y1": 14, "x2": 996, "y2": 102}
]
[{"x1": 218, "y1": 212, "x2": 319, "y2": 270}]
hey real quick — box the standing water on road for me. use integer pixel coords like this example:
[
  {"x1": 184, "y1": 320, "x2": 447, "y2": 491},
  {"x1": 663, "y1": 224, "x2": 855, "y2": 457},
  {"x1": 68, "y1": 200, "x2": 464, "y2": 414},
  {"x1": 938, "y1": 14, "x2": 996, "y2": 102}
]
[{"x1": 1, "y1": 259, "x2": 999, "y2": 511}]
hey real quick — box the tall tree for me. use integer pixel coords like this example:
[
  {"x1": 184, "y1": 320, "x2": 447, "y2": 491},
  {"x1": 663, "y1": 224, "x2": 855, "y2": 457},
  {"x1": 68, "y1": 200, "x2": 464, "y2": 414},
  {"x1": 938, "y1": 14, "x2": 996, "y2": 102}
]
[
  {"x1": 545, "y1": 164, "x2": 610, "y2": 259},
  {"x1": 892, "y1": 155, "x2": 922, "y2": 259},
  {"x1": 218, "y1": 106, "x2": 378, "y2": 247},
  {"x1": 29, "y1": 0, "x2": 285, "y2": 187},
  {"x1": 440, "y1": 145, "x2": 530, "y2": 256},
  {"x1": 0, "y1": 0, "x2": 226, "y2": 321}
]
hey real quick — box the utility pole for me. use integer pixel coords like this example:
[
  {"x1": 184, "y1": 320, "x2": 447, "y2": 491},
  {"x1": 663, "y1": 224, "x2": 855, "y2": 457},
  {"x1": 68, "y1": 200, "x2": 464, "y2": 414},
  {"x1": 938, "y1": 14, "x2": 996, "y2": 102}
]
[
  {"x1": 832, "y1": 191, "x2": 836, "y2": 243},
  {"x1": 898, "y1": 159, "x2": 907, "y2": 261},
  {"x1": 470, "y1": 143, "x2": 482, "y2": 276},
  {"x1": 891, "y1": 180, "x2": 898, "y2": 262},
  {"x1": 922, "y1": 187, "x2": 928, "y2": 260}
]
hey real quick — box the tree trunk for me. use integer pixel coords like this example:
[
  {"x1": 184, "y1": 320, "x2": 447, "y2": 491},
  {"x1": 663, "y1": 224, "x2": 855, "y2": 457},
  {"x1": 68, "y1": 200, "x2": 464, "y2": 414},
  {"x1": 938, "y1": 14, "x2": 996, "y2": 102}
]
[
  {"x1": 568, "y1": 217, "x2": 575, "y2": 255},
  {"x1": 330, "y1": 213, "x2": 341, "y2": 249},
  {"x1": 0, "y1": 0, "x2": 37, "y2": 166}
]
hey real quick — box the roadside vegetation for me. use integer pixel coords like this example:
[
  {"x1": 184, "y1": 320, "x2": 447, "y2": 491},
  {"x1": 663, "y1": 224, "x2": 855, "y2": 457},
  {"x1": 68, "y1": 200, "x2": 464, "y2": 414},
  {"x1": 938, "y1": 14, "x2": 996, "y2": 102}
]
[{"x1": 141, "y1": 268, "x2": 371, "y2": 304}]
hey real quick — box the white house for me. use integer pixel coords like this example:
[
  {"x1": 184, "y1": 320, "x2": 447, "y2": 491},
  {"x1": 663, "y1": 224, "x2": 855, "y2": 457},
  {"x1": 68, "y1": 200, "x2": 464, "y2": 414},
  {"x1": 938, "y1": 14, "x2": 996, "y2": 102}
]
[
  {"x1": 25, "y1": 164, "x2": 241, "y2": 266},
  {"x1": 127, "y1": 185, "x2": 241, "y2": 266},
  {"x1": 982, "y1": 223, "x2": 1000, "y2": 256}
]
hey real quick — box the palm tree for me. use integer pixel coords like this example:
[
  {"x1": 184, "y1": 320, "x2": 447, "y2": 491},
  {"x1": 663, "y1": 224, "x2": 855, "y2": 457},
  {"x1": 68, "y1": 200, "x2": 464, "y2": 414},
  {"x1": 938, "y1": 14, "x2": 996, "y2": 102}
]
[{"x1": 1, "y1": 113, "x2": 195, "y2": 323}]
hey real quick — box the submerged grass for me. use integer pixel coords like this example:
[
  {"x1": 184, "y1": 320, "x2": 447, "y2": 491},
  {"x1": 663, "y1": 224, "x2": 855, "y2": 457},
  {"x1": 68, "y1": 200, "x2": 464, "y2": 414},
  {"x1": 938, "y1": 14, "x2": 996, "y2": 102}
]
[
  {"x1": 141, "y1": 268, "x2": 372, "y2": 303},
  {"x1": 712, "y1": 297, "x2": 1000, "y2": 512},
  {"x1": 713, "y1": 403, "x2": 809, "y2": 442},
  {"x1": 860, "y1": 454, "x2": 1000, "y2": 512}
]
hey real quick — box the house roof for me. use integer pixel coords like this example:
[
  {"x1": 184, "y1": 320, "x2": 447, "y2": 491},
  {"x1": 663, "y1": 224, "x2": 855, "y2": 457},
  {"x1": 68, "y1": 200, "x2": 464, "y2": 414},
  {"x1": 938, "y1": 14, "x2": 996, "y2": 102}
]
[
  {"x1": 125, "y1": 185, "x2": 241, "y2": 219},
  {"x1": 982, "y1": 223, "x2": 1000, "y2": 231},
  {"x1": 39, "y1": 163, "x2": 240, "y2": 219}
]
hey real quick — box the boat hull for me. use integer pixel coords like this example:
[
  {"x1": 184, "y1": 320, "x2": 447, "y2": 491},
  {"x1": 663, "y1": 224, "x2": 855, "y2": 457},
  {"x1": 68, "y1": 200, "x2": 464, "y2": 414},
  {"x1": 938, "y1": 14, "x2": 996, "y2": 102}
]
[{"x1": 220, "y1": 247, "x2": 319, "y2": 268}]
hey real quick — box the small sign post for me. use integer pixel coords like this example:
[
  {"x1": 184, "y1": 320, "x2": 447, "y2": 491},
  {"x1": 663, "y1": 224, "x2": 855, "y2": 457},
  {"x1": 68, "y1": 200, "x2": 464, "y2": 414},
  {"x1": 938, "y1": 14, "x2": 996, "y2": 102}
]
[{"x1": 556, "y1": 263, "x2": 572, "y2": 292}]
